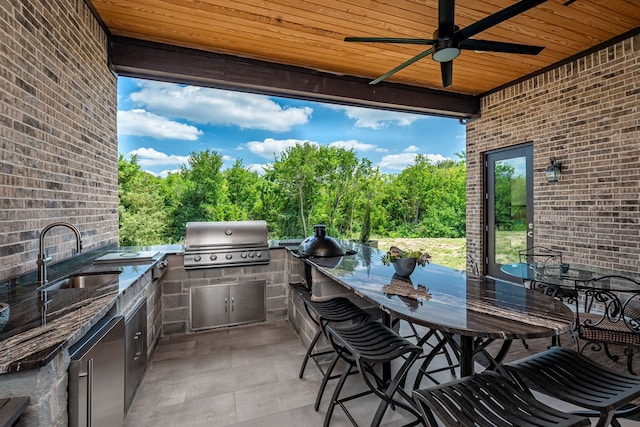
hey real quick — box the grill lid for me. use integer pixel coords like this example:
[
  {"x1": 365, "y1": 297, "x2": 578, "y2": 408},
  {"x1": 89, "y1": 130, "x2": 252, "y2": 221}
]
[
  {"x1": 183, "y1": 220, "x2": 270, "y2": 269},
  {"x1": 184, "y1": 220, "x2": 269, "y2": 251}
]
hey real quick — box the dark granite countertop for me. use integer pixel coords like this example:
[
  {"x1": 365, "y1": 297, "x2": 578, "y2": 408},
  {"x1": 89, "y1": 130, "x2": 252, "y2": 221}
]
[
  {"x1": 0, "y1": 245, "x2": 182, "y2": 374},
  {"x1": 305, "y1": 243, "x2": 574, "y2": 340}
]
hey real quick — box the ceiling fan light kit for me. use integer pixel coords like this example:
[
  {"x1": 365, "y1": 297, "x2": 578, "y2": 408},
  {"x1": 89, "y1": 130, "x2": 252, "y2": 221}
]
[
  {"x1": 345, "y1": 0, "x2": 550, "y2": 87},
  {"x1": 432, "y1": 38, "x2": 460, "y2": 62}
]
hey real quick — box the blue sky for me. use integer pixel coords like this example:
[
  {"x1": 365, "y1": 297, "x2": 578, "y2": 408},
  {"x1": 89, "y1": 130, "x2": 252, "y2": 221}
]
[{"x1": 117, "y1": 77, "x2": 466, "y2": 177}]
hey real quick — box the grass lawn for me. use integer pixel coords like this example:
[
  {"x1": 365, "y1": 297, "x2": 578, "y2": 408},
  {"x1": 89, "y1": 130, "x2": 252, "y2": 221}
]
[{"x1": 376, "y1": 237, "x2": 467, "y2": 271}]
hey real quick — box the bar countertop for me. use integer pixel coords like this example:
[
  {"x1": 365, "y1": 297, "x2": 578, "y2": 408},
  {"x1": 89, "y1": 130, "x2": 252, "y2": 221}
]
[{"x1": 306, "y1": 243, "x2": 574, "y2": 340}]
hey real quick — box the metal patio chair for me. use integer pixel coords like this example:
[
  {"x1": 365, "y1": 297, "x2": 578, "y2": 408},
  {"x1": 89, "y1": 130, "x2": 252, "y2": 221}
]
[
  {"x1": 572, "y1": 274, "x2": 640, "y2": 374},
  {"x1": 518, "y1": 246, "x2": 563, "y2": 293}
]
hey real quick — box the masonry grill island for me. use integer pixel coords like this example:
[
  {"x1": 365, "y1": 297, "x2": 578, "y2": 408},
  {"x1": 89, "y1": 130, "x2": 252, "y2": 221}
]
[{"x1": 183, "y1": 220, "x2": 271, "y2": 269}]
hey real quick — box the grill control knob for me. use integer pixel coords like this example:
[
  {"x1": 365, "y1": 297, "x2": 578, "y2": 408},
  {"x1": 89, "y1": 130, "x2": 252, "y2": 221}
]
[
  {"x1": 194, "y1": 255, "x2": 201, "y2": 262},
  {"x1": 248, "y1": 252, "x2": 255, "y2": 258},
  {"x1": 241, "y1": 252, "x2": 248, "y2": 259},
  {"x1": 209, "y1": 254, "x2": 217, "y2": 261},
  {"x1": 256, "y1": 252, "x2": 262, "y2": 258},
  {"x1": 226, "y1": 253, "x2": 233, "y2": 260}
]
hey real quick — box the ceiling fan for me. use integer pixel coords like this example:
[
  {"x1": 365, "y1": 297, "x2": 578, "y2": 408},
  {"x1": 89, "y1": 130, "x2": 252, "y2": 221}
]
[{"x1": 345, "y1": 0, "x2": 550, "y2": 87}]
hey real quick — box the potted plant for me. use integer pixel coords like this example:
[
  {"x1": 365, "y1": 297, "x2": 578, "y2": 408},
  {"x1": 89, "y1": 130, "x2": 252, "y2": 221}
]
[{"x1": 381, "y1": 246, "x2": 431, "y2": 277}]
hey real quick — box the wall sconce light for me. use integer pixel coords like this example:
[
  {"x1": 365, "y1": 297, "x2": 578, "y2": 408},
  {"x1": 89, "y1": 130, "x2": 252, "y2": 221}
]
[{"x1": 545, "y1": 157, "x2": 562, "y2": 183}]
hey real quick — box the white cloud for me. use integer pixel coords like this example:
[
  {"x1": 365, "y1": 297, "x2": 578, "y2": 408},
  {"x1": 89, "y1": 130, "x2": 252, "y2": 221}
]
[
  {"x1": 378, "y1": 153, "x2": 418, "y2": 171},
  {"x1": 329, "y1": 139, "x2": 381, "y2": 152},
  {"x1": 405, "y1": 145, "x2": 420, "y2": 153},
  {"x1": 129, "y1": 147, "x2": 190, "y2": 168},
  {"x1": 425, "y1": 153, "x2": 450, "y2": 163},
  {"x1": 378, "y1": 151, "x2": 452, "y2": 171},
  {"x1": 329, "y1": 105, "x2": 424, "y2": 129},
  {"x1": 118, "y1": 109, "x2": 203, "y2": 140},
  {"x1": 128, "y1": 81, "x2": 312, "y2": 132},
  {"x1": 245, "y1": 138, "x2": 318, "y2": 159},
  {"x1": 143, "y1": 168, "x2": 181, "y2": 178},
  {"x1": 248, "y1": 163, "x2": 270, "y2": 175}
]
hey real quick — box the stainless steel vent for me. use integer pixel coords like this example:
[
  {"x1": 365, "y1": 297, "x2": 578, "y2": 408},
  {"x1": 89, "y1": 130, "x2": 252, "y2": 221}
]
[{"x1": 183, "y1": 220, "x2": 270, "y2": 269}]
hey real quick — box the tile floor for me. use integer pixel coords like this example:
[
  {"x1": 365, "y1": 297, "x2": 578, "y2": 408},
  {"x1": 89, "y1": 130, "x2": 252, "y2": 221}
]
[{"x1": 125, "y1": 320, "x2": 640, "y2": 427}]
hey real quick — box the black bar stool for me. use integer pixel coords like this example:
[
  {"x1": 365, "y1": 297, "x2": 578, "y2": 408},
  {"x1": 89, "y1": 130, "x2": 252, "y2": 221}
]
[
  {"x1": 413, "y1": 371, "x2": 591, "y2": 426},
  {"x1": 298, "y1": 296, "x2": 369, "y2": 379},
  {"x1": 321, "y1": 320, "x2": 423, "y2": 427},
  {"x1": 502, "y1": 346, "x2": 640, "y2": 427}
]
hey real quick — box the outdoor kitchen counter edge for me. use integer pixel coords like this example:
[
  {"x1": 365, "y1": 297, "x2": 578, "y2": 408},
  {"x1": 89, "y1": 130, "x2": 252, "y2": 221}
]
[{"x1": 0, "y1": 244, "x2": 183, "y2": 374}]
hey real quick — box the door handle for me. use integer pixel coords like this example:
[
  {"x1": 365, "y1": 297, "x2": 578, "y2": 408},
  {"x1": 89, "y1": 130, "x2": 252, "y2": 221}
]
[
  {"x1": 87, "y1": 358, "x2": 94, "y2": 427},
  {"x1": 134, "y1": 331, "x2": 142, "y2": 360}
]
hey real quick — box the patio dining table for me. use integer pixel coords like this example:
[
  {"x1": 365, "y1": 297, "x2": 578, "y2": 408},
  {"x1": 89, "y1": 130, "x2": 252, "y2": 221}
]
[{"x1": 307, "y1": 246, "x2": 574, "y2": 378}]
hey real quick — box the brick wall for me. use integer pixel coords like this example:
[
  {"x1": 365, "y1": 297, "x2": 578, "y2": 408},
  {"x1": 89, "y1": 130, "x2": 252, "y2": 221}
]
[
  {"x1": 466, "y1": 34, "x2": 640, "y2": 275},
  {"x1": 0, "y1": 0, "x2": 118, "y2": 281}
]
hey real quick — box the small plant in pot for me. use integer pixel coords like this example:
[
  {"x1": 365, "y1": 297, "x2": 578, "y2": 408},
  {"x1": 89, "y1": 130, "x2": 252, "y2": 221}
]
[{"x1": 381, "y1": 246, "x2": 431, "y2": 277}]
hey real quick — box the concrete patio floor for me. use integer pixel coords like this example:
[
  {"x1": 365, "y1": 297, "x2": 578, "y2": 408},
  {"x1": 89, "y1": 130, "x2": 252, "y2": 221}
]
[{"x1": 124, "y1": 320, "x2": 640, "y2": 427}]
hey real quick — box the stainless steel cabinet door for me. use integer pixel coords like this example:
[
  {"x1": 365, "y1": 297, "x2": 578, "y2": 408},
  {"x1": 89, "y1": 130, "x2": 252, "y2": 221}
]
[
  {"x1": 190, "y1": 280, "x2": 266, "y2": 330},
  {"x1": 230, "y1": 281, "x2": 265, "y2": 325},
  {"x1": 191, "y1": 284, "x2": 230, "y2": 330},
  {"x1": 125, "y1": 300, "x2": 147, "y2": 413},
  {"x1": 69, "y1": 316, "x2": 125, "y2": 427}
]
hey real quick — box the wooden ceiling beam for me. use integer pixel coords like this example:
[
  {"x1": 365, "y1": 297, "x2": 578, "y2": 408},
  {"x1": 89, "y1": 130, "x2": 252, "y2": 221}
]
[{"x1": 109, "y1": 36, "x2": 480, "y2": 119}]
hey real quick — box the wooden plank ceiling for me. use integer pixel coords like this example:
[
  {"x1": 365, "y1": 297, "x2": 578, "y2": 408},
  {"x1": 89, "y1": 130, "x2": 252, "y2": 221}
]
[{"x1": 89, "y1": 0, "x2": 639, "y2": 105}]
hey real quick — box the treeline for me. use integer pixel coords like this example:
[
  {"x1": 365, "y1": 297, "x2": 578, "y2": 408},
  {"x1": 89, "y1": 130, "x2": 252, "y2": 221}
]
[{"x1": 118, "y1": 143, "x2": 466, "y2": 246}]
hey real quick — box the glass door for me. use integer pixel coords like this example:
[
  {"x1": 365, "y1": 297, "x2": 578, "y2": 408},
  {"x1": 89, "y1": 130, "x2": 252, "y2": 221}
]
[{"x1": 485, "y1": 144, "x2": 533, "y2": 279}]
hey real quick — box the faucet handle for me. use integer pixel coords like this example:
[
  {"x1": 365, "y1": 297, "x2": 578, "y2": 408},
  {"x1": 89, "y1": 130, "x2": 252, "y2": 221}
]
[
  {"x1": 37, "y1": 250, "x2": 51, "y2": 265},
  {"x1": 72, "y1": 241, "x2": 83, "y2": 256}
]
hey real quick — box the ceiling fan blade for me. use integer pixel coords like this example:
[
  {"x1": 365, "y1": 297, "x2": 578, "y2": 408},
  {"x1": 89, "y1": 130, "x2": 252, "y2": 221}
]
[
  {"x1": 456, "y1": 0, "x2": 550, "y2": 41},
  {"x1": 370, "y1": 48, "x2": 434, "y2": 85},
  {"x1": 345, "y1": 37, "x2": 436, "y2": 45},
  {"x1": 441, "y1": 61, "x2": 453, "y2": 87},
  {"x1": 460, "y1": 39, "x2": 544, "y2": 55},
  {"x1": 438, "y1": 0, "x2": 456, "y2": 36}
]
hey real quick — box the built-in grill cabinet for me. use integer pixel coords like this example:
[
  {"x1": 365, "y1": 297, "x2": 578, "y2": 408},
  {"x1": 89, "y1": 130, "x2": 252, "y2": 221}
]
[{"x1": 190, "y1": 280, "x2": 266, "y2": 330}]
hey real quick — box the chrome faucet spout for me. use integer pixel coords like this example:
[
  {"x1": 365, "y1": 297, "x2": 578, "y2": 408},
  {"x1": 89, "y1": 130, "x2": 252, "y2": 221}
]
[{"x1": 37, "y1": 222, "x2": 83, "y2": 285}]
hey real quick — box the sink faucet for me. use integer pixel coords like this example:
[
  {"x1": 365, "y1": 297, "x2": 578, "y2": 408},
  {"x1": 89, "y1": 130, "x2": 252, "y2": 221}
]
[{"x1": 37, "y1": 222, "x2": 83, "y2": 285}]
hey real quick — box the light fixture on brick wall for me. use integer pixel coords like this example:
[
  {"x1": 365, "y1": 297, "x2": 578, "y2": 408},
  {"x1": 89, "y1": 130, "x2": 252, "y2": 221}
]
[{"x1": 545, "y1": 157, "x2": 562, "y2": 183}]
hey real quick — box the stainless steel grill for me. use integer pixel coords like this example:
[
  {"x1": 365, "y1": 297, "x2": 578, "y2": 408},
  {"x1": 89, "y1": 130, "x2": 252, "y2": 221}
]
[{"x1": 183, "y1": 220, "x2": 271, "y2": 269}]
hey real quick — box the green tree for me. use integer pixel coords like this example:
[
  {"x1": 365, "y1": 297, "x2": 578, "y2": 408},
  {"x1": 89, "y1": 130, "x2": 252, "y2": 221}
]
[
  {"x1": 265, "y1": 143, "x2": 376, "y2": 239},
  {"x1": 117, "y1": 154, "x2": 169, "y2": 245},
  {"x1": 223, "y1": 159, "x2": 261, "y2": 220},
  {"x1": 117, "y1": 148, "x2": 467, "y2": 244},
  {"x1": 163, "y1": 150, "x2": 226, "y2": 241},
  {"x1": 379, "y1": 156, "x2": 466, "y2": 238},
  {"x1": 267, "y1": 142, "x2": 321, "y2": 237}
]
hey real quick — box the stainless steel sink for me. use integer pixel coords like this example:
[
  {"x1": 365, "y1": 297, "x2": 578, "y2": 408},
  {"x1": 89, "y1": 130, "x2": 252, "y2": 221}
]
[{"x1": 39, "y1": 271, "x2": 121, "y2": 291}]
